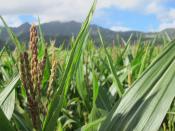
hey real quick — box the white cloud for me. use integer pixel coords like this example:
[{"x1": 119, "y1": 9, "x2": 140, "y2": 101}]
[
  {"x1": 0, "y1": 0, "x2": 94, "y2": 25},
  {"x1": 0, "y1": 0, "x2": 174, "y2": 30},
  {"x1": 97, "y1": 0, "x2": 145, "y2": 10},
  {"x1": 110, "y1": 25, "x2": 131, "y2": 31},
  {"x1": 145, "y1": 1, "x2": 175, "y2": 30},
  {"x1": 0, "y1": 0, "x2": 160, "y2": 26},
  {"x1": 158, "y1": 9, "x2": 175, "y2": 30},
  {"x1": 0, "y1": 15, "x2": 23, "y2": 27},
  {"x1": 169, "y1": 9, "x2": 175, "y2": 20},
  {"x1": 159, "y1": 21, "x2": 175, "y2": 30},
  {"x1": 146, "y1": 2, "x2": 164, "y2": 14}
]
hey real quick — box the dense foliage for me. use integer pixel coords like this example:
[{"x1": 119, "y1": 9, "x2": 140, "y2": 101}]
[{"x1": 1, "y1": 1, "x2": 175, "y2": 131}]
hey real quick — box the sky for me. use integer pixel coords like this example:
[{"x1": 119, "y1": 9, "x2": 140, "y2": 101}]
[{"x1": 0, "y1": 0, "x2": 175, "y2": 32}]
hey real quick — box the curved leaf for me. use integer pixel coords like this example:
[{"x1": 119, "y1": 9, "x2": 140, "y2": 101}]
[
  {"x1": 100, "y1": 40, "x2": 175, "y2": 131},
  {"x1": 0, "y1": 75, "x2": 19, "y2": 120}
]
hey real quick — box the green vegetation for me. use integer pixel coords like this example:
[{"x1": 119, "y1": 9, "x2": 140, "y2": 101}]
[{"x1": 1, "y1": 1, "x2": 175, "y2": 131}]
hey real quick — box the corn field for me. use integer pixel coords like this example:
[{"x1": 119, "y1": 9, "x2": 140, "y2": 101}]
[{"x1": 1, "y1": 1, "x2": 175, "y2": 131}]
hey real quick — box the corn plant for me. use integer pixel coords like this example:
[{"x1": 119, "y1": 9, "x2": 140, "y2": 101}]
[{"x1": 1, "y1": 0, "x2": 175, "y2": 131}]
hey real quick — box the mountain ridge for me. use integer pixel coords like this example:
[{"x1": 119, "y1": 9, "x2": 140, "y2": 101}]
[{"x1": 0, "y1": 21, "x2": 175, "y2": 48}]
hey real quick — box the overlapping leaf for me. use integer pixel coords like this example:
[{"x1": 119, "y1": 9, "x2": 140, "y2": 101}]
[{"x1": 100, "y1": 40, "x2": 175, "y2": 131}]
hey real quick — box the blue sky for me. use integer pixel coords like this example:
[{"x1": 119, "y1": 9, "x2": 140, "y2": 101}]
[
  {"x1": 0, "y1": 0, "x2": 175, "y2": 32},
  {"x1": 92, "y1": 7, "x2": 160, "y2": 32}
]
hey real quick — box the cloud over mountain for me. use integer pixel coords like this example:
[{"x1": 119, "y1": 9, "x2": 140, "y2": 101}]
[{"x1": 0, "y1": 0, "x2": 174, "y2": 31}]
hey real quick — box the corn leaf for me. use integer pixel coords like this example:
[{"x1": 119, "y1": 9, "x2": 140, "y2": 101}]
[
  {"x1": 0, "y1": 74, "x2": 19, "y2": 106},
  {"x1": 43, "y1": 1, "x2": 96, "y2": 130},
  {"x1": 99, "y1": 40, "x2": 175, "y2": 131},
  {"x1": 0, "y1": 75, "x2": 19, "y2": 120},
  {"x1": 99, "y1": 31, "x2": 124, "y2": 97},
  {"x1": 0, "y1": 16, "x2": 22, "y2": 53}
]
